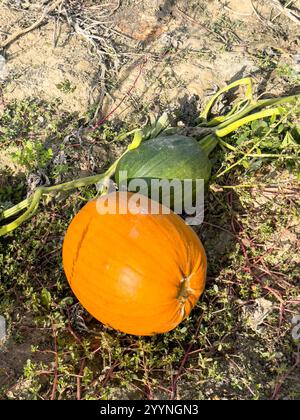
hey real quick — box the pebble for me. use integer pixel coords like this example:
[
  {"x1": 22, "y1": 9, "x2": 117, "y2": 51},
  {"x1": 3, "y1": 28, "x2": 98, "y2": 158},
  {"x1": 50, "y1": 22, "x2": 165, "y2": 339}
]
[
  {"x1": 0, "y1": 54, "x2": 7, "y2": 80},
  {"x1": 0, "y1": 315, "x2": 6, "y2": 344},
  {"x1": 292, "y1": 54, "x2": 300, "y2": 75}
]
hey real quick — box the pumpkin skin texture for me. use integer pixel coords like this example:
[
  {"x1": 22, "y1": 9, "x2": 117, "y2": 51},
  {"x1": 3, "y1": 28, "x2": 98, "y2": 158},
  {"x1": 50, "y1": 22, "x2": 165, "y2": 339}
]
[
  {"x1": 62, "y1": 192, "x2": 207, "y2": 336},
  {"x1": 115, "y1": 135, "x2": 212, "y2": 184},
  {"x1": 115, "y1": 135, "x2": 212, "y2": 208}
]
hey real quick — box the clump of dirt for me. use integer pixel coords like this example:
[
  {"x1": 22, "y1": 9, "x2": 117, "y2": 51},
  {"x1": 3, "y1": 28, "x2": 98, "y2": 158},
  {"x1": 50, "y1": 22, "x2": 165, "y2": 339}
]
[
  {"x1": 115, "y1": 0, "x2": 171, "y2": 42},
  {"x1": 241, "y1": 298, "x2": 274, "y2": 333},
  {"x1": 0, "y1": 315, "x2": 52, "y2": 391}
]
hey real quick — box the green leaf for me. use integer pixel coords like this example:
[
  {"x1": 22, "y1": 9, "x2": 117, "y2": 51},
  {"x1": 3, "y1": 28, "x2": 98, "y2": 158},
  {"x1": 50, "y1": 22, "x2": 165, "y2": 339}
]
[
  {"x1": 142, "y1": 112, "x2": 170, "y2": 140},
  {"x1": 152, "y1": 112, "x2": 170, "y2": 137},
  {"x1": 128, "y1": 130, "x2": 143, "y2": 151},
  {"x1": 180, "y1": 327, "x2": 187, "y2": 333},
  {"x1": 281, "y1": 132, "x2": 298, "y2": 148},
  {"x1": 242, "y1": 160, "x2": 250, "y2": 169},
  {"x1": 41, "y1": 288, "x2": 52, "y2": 309},
  {"x1": 249, "y1": 159, "x2": 263, "y2": 172},
  {"x1": 270, "y1": 114, "x2": 277, "y2": 125},
  {"x1": 59, "y1": 297, "x2": 74, "y2": 308},
  {"x1": 236, "y1": 132, "x2": 249, "y2": 145}
]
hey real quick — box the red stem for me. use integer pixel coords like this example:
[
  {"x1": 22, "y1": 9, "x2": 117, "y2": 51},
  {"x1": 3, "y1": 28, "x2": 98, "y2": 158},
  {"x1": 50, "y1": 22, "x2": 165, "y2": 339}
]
[{"x1": 89, "y1": 57, "x2": 148, "y2": 131}]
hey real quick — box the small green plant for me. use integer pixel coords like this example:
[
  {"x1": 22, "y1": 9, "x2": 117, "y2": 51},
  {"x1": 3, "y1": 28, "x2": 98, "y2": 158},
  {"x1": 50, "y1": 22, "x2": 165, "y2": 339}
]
[
  {"x1": 11, "y1": 140, "x2": 53, "y2": 171},
  {"x1": 210, "y1": 14, "x2": 243, "y2": 49},
  {"x1": 56, "y1": 79, "x2": 77, "y2": 94},
  {"x1": 0, "y1": 99, "x2": 79, "y2": 147},
  {"x1": 216, "y1": 104, "x2": 300, "y2": 178},
  {"x1": 276, "y1": 64, "x2": 300, "y2": 83},
  {"x1": 256, "y1": 49, "x2": 279, "y2": 71}
]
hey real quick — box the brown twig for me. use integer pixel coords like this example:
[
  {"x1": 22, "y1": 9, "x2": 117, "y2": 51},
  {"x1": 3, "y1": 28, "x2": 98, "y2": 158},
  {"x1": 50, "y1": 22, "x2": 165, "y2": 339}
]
[
  {"x1": 67, "y1": 314, "x2": 83, "y2": 345},
  {"x1": 90, "y1": 56, "x2": 148, "y2": 130},
  {"x1": 91, "y1": 63, "x2": 107, "y2": 123},
  {"x1": 170, "y1": 314, "x2": 204, "y2": 399},
  {"x1": 101, "y1": 362, "x2": 120, "y2": 387},
  {"x1": 106, "y1": 0, "x2": 121, "y2": 17},
  {"x1": 76, "y1": 359, "x2": 86, "y2": 401},
  {"x1": 202, "y1": 221, "x2": 237, "y2": 238},
  {"x1": 271, "y1": 349, "x2": 300, "y2": 400},
  {"x1": 173, "y1": 6, "x2": 228, "y2": 44},
  {"x1": 251, "y1": 0, "x2": 277, "y2": 28},
  {"x1": 0, "y1": 0, "x2": 64, "y2": 50},
  {"x1": 50, "y1": 324, "x2": 59, "y2": 400},
  {"x1": 278, "y1": 302, "x2": 285, "y2": 336},
  {"x1": 0, "y1": 87, "x2": 5, "y2": 114},
  {"x1": 141, "y1": 351, "x2": 154, "y2": 400},
  {"x1": 267, "y1": 0, "x2": 300, "y2": 25}
]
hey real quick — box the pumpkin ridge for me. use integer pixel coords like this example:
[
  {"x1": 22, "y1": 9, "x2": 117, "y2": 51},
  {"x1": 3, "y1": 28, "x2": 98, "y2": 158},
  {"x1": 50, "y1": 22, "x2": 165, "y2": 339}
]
[
  {"x1": 73, "y1": 286, "x2": 182, "y2": 332},
  {"x1": 137, "y1": 153, "x2": 186, "y2": 178},
  {"x1": 69, "y1": 215, "x2": 93, "y2": 286},
  {"x1": 149, "y1": 217, "x2": 187, "y2": 280},
  {"x1": 74, "y1": 270, "x2": 183, "y2": 311},
  {"x1": 86, "y1": 217, "x2": 181, "y2": 285},
  {"x1": 119, "y1": 214, "x2": 186, "y2": 281},
  {"x1": 125, "y1": 150, "x2": 208, "y2": 180},
  {"x1": 165, "y1": 303, "x2": 184, "y2": 328}
]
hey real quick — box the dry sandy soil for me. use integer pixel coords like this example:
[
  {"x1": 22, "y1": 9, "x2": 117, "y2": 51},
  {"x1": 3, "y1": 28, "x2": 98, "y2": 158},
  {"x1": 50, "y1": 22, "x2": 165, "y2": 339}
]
[{"x1": 0, "y1": 0, "x2": 299, "y2": 116}]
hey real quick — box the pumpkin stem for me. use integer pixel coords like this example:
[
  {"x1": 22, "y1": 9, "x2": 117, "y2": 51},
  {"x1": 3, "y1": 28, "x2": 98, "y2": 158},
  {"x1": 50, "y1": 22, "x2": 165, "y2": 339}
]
[
  {"x1": 177, "y1": 276, "x2": 191, "y2": 300},
  {"x1": 199, "y1": 134, "x2": 219, "y2": 156}
]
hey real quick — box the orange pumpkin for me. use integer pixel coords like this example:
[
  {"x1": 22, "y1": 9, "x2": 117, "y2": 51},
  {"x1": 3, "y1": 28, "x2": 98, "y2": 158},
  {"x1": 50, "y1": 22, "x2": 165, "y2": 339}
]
[{"x1": 62, "y1": 192, "x2": 207, "y2": 336}]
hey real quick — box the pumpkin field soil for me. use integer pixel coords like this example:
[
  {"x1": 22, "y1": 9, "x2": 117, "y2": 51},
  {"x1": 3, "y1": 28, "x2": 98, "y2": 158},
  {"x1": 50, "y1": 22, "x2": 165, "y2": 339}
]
[{"x1": 0, "y1": 0, "x2": 300, "y2": 400}]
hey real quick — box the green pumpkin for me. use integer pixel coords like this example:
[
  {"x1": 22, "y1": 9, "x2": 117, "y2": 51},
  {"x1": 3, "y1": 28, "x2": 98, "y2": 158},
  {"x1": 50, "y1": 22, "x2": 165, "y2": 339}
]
[{"x1": 115, "y1": 135, "x2": 216, "y2": 209}]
